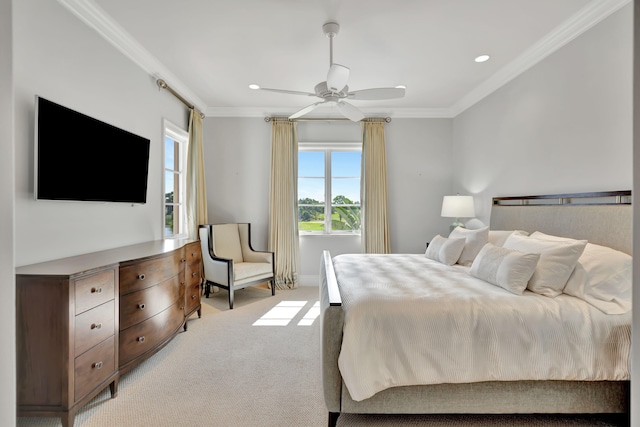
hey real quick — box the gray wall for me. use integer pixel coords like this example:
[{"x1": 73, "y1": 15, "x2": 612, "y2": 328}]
[
  {"x1": 203, "y1": 118, "x2": 454, "y2": 282},
  {"x1": 1, "y1": 0, "x2": 15, "y2": 424},
  {"x1": 13, "y1": 0, "x2": 189, "y2": 267},
  {"x1": 452, "y1": 4, "x2": 633, "y2": 225}
]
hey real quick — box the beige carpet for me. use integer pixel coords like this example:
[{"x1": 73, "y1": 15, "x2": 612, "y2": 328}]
[{"x1": 17, "y1": 285, "x2": 627, "y2": 427}]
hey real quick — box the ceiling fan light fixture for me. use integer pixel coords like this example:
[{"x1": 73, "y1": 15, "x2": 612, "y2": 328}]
[{"x1": 327, "y1": 64, "x2": 350, "y2": 93}]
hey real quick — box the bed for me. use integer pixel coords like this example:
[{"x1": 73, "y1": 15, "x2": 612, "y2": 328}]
[{"x1": 319, "y1": 191, "x2": 631, "y2": 427}]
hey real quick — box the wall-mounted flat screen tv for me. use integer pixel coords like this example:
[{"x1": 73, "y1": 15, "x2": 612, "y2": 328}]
[{"x1": 35, "y1": 96, "x2": 151, "y2": 204}]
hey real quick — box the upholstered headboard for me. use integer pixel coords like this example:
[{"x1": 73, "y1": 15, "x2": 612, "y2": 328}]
[{"x1": 490, "y1": 191, "x2": 632, "y2": 255}]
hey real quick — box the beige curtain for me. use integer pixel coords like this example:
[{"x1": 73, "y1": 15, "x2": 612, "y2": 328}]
[
  {"x1": 186, "y1": 109, "x2": 208, "y2": 240},
  {"x1": 361, "y1": 120, "x2": 391, "y2": 253},
  {"x1": 269, "y1": 120, "x2": 300, "y2": 288}
]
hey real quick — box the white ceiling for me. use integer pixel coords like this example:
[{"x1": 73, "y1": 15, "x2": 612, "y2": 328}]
[{"x1": 62, "y1": 0, "x2": 629, "y2": 118}]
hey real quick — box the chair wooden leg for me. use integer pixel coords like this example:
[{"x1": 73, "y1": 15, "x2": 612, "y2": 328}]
[
  {"x1": 328, "y1": 412, "x2": 340, "y2": 427},
  {"x1": 228, "y1": 288, "x2": 234, "y2": 309},
  {"x1": 204, "y1": 283, "x2": 210, "y2": 298},
  {"x1": 271, "y1": 279, "x2": 275, "y2": 295}
]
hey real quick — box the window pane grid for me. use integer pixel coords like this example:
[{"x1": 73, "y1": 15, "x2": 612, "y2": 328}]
[
  {"x1": 298, "y1": 145, "x2": 361, "y2": 235},
  {"x1": 163, "y1": 128, "x2": 187, "y2": 238}
]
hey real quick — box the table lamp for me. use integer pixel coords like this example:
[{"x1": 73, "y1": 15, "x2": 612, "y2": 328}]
[{"x1": 441, "y1": 195, "x2": 475, "y2": 232}]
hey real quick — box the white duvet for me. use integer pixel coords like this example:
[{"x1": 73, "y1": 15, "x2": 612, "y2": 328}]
[{"x1": 333, "y1": 254, "x2": 630, "y2": 402}]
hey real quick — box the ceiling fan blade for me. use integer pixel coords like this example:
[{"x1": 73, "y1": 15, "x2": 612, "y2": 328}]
[
  {"x1": 348, "y1": 87, "x2": 406, "y2": 100},
  {"x1": 258, "y1": 87, "x2": 316, "y2": 97},
  {"x1": 336, "y1": 101, "x2": 365, "y2": 122},
  {"x1": 289, "y1": 101, "x2": 324, "y2": 119},
  {"x1": 327, "y1": 64, "x2": 350, "y2": 93}
]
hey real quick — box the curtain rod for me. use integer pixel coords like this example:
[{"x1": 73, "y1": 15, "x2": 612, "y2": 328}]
[
  {"x1": 157, "y1": 79, "x2": 205, "y2": 119},
  {"x1": 264, "y1": 116, "x2": 391, "y2": 123}
]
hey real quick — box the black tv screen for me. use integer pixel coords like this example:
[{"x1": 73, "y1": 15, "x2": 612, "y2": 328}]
[{"x1": 35, "y1": 96, "x2": 151, "y2": 204}]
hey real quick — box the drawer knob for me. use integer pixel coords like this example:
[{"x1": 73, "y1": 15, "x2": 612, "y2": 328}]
[
  {"x1": 138, "y1": 303, "x2": 146, "y2": 310},
  {"x1": 192, "y1": 252, "x2": 197, "y2": 257},
  {"x1": 138, "y1": 274, "x2": 146, "y2": 280},
  {"x1": 91, "y1": 323, "x2": 102, "y2": 330},
  {"x1": 191, "y1": 295, "x2": 197, "y2": 299},
  {"x1": 91, "y1": 287, "x2": 103, "y2": 294},
  {"x1": 137, "y1": 336, "x2": 146, "y2": 343},
  {"x1": 94, "y1": 361, "x2": 103, "y2": 369},
  {"x1": 192, "y1": 272, "x2": 197, "y2": 277}
]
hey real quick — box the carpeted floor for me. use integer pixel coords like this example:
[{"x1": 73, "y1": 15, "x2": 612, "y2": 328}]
[{"x1": 17, "y1": 285, "x2": 628, "y2": 427}]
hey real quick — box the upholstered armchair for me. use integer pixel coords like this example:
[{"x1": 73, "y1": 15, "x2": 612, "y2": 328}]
[{"x1": 199, "y1": 223, "x2": 275, "y2": 309}]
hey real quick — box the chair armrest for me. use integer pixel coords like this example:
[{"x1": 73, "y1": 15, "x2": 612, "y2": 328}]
[
  {"x1": 243, "y1": 250, "x2": 273, "y2": 265},
  {"x1": 202, "y1": 253, "x2": 233, "y2": 285}
]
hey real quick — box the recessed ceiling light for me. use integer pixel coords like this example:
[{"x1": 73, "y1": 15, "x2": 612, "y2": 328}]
[
  {"x1": 475, "y1": 55, "x2": 490, "y2": 63},
  {"x1": 395, "y1": 85, "x2": 406, "y2": 89},
  {"x1": 249, "y1": 84, "x2": 260, "y2": 90}
]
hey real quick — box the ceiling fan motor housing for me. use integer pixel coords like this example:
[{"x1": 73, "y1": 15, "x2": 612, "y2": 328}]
[{"x1": 315, "y1": 81, "x2": 348, "y2": 100}]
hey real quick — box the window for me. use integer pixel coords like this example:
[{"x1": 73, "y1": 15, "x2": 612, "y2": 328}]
[
  {"x1": 163, "y1": 120, "x2": 188, "y2": 238},
  {"x1": 298, "y1": 143, "x2": 361, "y2": 234}
]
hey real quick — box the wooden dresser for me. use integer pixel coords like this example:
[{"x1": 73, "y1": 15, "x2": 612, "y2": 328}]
[{"x1": 16, "y1": 239, "x2": 202, "y2": 427}]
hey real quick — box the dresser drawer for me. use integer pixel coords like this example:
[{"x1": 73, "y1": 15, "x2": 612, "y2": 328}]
[
  {"x1": 119, "y1": 250, "x2": 185, "y2": 295},
  {"x1": 74, "y1": 335, "x2": 116, "y2": 402},
  {"x1": 185, "y1": 243, "x2": 202, "y2": 263},
  {"x1": 186, "y1": 260, "x2": 202, "y2": 287},
  {"x1": 119, "y1": 303, "x2": 184, "y2": 366},
  {"x1": 185, "y1": 281, "x2": 201, "y2": 314},
  {"x1": 75, "y1": 268, "x2": 116, "y2": 314},
  {"x1": 119, "y1": 275, "x2": 181, "y2": 330},
  {"x1": 75, "y1": 300, "x2": 116, "y2": 355}
]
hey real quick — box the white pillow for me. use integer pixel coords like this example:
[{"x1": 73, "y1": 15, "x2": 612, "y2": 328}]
[
  {"x1": 562, "y1": 243, "x2": 631, "y2": 314},
  {"x1": 502, "y1": 233, "x2": 587, "y2": 297},
  {"x1": 425, "y1": 235, "x2": 466, "y2": 266},
  {"x1": 488, "y1": 230, "x2": 529, "y2": 247},
  {"x1": 449, "y1": 226, "x2": 489, "y2": 266},
  {"x1": 469, "y1": 243, "x2": 540, "y2": 295},
  {"x1": 529, "y1": 231, "x2": 579, "y2": 243}
]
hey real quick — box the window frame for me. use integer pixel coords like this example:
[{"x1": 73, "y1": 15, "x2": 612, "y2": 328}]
[
  {"x1": 162, "y1": 119, "x2": 188, "y2": 239},
  {"x1": 298, "y1": 142, "x2": 362, "y2": 236}
]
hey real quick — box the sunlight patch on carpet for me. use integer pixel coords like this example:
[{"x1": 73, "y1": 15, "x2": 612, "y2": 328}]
[
  {"x1": 252, "y1": 300, "x2": 320, "y2": 326},
  {"x1": 297, "y1": 301, "x2": 320, "y2": 326}
]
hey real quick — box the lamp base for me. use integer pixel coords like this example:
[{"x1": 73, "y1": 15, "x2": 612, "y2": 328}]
[{"x1": 450, "y1": 218, "x2": 465, "y2": 232}]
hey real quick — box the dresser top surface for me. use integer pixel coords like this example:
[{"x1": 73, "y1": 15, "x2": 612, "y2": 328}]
[{"x1": 16, "y1": 239, "x2": 196, "y2": 277}]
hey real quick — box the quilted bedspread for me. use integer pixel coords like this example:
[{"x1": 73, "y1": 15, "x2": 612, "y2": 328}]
[{"x1": 333, "y1": 254, "x2": 630, "y2": 401}]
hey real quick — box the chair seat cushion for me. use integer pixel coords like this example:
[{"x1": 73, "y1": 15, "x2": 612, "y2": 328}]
[{"x1": 234, "y1": 262, "x2": 272, "y2": 281}]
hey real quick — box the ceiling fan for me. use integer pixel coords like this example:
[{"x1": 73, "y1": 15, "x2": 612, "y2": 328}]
[{"x1": 252, "y1": 21, "x2": 406, "y2": 122}]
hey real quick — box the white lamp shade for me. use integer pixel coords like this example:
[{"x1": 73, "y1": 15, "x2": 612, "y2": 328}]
[{"x1": 441, "y1": 195, "x2": 475, "y2": 218}]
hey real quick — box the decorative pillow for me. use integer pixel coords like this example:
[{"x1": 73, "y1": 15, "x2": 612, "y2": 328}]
[
  {"x1": 502, "y1": 233, "x2": 587, "y2": 297},
  {"x1": 469, "y1": 243, "x2": 540, "y2": 295},
  {"x1": 488, "y1": 230, "x2": 529, "y2": 247},
  {"x1": 449, "y1": 226, "x2": 489, "y2": 266},
  {"x1": 425, "y1": 235, "x2": 466, "y2": 266},
  {"x1": 562, "y1": 243, "x2": 631, "y2": 314},
  {"x1": 529, "y1": 231, "x2": 579, "y2": 243}
]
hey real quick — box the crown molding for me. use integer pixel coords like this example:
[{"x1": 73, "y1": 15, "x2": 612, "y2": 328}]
[
  {"x1": 56, "y1": 0, "x2": 208, "y2": 112},
  {"x1": 204, "y1": 106, "x2": 454, "y2": 119},
  {"x1": 58, "y1": 0, "x2": 630, "y2": 120},
  {"x1": 450, "y1": 0, "x2": 631, "y2": 116}
]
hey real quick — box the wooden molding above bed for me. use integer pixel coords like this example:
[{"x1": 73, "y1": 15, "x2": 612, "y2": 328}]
[
  {"x1": 492, "y1": 190, "x2": 631, "y2": 206},
  {"x1": 490, "y1": 190, "x2": 632, "y2": 255}
]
